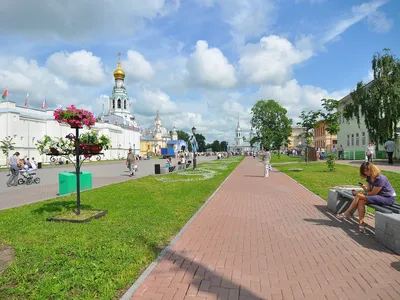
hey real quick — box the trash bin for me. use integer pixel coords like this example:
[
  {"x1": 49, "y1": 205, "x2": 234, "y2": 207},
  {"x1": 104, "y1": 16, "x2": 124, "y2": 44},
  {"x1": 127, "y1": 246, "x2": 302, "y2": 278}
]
[
  {"x1": 37, "y1": 162, "x2": 42, "y2": 169},
  {"x1": 154, "y1": 164, "x2": 161, "y2": 174}
]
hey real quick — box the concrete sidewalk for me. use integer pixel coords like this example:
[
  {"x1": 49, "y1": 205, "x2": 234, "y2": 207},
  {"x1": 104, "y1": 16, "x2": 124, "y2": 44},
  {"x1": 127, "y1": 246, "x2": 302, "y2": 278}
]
[
  {"x1": 336, "y1": 160, "x2": 400, "y2": 173},
  {"x1": 128, "y1": 157, "x2": 400, "y2": 300}
]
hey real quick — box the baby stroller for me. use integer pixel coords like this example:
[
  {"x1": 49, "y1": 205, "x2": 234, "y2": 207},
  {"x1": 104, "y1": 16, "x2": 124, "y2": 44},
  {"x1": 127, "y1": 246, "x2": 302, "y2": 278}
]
[{"x1": 18, "y1": 168, "x2": 40, "y2": 185}]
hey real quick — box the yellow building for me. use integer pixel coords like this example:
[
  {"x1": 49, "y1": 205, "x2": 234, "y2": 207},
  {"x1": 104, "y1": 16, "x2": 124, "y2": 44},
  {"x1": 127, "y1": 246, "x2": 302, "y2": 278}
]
[
  {"x1": 139, "y1": 112, "x2": 177, "y2": 157},
  {"x1": 288, "y1": 126, "x2": 306, "y2": 150},
  {"x1": 313, "y1": 120, "x2": 337, "y2": 151}
]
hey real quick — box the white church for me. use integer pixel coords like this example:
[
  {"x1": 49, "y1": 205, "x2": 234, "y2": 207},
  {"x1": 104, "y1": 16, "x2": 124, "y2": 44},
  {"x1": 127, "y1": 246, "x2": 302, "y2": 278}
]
[
  {"x1": 231, "y1": 117, "x2": 258, "y2": 153},
  {"x1": 0, "y1": 57, "x2": 141, "y2": 166}
]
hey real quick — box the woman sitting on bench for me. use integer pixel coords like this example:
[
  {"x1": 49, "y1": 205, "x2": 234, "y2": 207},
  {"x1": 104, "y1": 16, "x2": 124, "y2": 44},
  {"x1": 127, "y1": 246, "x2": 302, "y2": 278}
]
[{"x1": 337, "y1": 162, "x2": 396, "y2": 233}]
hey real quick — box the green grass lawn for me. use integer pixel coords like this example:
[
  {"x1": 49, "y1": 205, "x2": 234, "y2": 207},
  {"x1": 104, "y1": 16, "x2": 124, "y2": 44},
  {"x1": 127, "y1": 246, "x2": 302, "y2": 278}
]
[
  {"x1": 0, "y1": 157, "x2": 243, "y2": 299},
  {"x1": 269, "y1": 154, "x2": 303, "y2": 164},
  {"x1": 275, "y1": 161, "x2": 400, "y2": 205}
]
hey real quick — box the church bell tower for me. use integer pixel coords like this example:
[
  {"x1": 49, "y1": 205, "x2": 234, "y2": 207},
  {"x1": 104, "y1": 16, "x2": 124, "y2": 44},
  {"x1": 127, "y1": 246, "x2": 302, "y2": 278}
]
[{"x1": 109, "y1": 53, "x2": 131, "y2": 116}]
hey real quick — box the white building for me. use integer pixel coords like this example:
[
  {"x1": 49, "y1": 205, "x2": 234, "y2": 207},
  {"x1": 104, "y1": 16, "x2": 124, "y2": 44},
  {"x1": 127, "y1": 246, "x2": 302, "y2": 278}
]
[
  {"x1": 230, "y1": 117, "x2": 256, "y2": 153},
  {"x1": 338, "y1": 82, "x2": 399, "y2": 159},
  {"x1": 0, "y1": 58, "x2": 141, "y2": 166}
]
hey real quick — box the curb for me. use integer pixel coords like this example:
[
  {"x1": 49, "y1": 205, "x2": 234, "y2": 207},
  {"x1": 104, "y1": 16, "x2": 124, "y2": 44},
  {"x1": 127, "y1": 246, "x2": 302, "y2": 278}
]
[{"x1": 120, "y1": 157, "x2": 244, "y2": 300}]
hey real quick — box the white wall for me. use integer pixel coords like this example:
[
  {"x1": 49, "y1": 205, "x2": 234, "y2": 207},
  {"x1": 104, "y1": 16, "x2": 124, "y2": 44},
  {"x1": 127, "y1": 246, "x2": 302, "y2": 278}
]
[
  {"x1": 0, "y1": 102, "x2": 141, "y2": 165},
  {"x1": 337, "y1": 113, "x2": 371, "y2": 152}
]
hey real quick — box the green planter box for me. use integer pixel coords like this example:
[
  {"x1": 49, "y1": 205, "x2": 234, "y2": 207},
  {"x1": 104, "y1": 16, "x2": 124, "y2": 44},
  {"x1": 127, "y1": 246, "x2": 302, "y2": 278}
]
[{"x1": 59, "y1": 172, "x2": 93, "y2": 196}]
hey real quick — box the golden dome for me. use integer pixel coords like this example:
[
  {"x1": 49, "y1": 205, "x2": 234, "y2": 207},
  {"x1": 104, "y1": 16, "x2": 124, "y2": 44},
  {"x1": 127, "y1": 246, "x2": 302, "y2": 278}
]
[{"x1": 113, "y1": 59, "x2": 125, "y2": 80}]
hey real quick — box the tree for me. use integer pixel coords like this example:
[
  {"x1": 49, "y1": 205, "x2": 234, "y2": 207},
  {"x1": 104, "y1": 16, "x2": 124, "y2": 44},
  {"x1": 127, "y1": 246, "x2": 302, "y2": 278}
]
[
  {"x1": 251, "y1": 99, "x2": 292, "y2": 151},
  {"x1": 297, "y1": 110, "x2": 321, "y2": 164},
  {"x1": 343, "y1": 49, "x2": 400, "y2": 145},
  {"x1": 0, "y1": 136, "x2": 15, "y2": 162},
  {"x1": 177, "y1": 130, "x2": 189, "y2": 142},
  {"x1": 220, "y1": 141, "x2": 228, "y2": 152},
  {"x1": 320, "y1": 98, "x2": 341, "y2": 150},
  {"x1": 195, "y1": 133, "x2": 206, "y2": 152},
  {"x1": 211, "y1": 140, "x2": 220, "y2": 152}
]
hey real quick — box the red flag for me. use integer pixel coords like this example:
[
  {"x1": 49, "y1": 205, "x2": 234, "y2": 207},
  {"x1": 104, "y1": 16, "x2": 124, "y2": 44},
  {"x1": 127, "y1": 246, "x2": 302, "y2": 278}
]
[
  {"x1": 2, "y1": 89, "x2": 8, "y2": 100},
  {"x1": 24, "y1": 93, "x2": 29, "y2": 107}
]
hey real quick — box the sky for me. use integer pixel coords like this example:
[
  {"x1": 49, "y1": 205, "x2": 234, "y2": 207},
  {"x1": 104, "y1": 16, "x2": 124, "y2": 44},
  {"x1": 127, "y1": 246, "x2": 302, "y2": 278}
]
[{"x1": 0, "y1": 0, "x2": 399, "y2": 144}]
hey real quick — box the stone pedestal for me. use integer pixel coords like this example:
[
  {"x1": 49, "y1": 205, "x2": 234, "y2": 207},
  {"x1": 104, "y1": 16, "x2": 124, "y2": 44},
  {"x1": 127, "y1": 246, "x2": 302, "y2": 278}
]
[
  {"x1": 58, "y1": 172, "x2": 92, "y2": 196},
  {"x1": 177, "y1": 164, "x2": 186, "y2": 171},
  {"x1": 327, "y1": 189, "x2": 357, "y2": 216},
  {"x1": 375, "y1": 212, "x2": 400, "y2": 255},
  {"x1": 160, "y1": 167, "x2": 169, "y2": 174}
]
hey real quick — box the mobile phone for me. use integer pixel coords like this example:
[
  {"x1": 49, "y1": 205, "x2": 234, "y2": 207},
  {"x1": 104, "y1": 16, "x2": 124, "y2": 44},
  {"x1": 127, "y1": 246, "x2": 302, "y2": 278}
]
[{"x1": 358, "y1": 181, "x2": 363, "y2": 185}]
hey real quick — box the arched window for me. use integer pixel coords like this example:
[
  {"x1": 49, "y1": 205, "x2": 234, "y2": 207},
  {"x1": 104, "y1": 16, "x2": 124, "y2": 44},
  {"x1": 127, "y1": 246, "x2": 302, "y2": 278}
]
[
  {"x1": 117, "y1": 99, "x2": 121, "y2": 109},
  {"x1": 112, "y1": 99, "x2": 115, "y2": 109},
  {"x1": 124, "y1": 100, "x2": 126, "y2": 109}
]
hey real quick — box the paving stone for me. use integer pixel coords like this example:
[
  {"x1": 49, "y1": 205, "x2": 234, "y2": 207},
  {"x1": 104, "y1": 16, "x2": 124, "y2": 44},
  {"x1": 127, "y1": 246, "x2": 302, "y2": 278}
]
[{"x1": 131, "y1": 157, "x2": 400, "y2": 299}]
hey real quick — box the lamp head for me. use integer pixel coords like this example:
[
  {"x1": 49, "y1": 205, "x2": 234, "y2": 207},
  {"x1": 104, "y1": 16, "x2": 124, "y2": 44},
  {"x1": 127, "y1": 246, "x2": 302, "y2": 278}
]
[{"x1": 191, "y1": 126, "x2": 196, "y2": 134}]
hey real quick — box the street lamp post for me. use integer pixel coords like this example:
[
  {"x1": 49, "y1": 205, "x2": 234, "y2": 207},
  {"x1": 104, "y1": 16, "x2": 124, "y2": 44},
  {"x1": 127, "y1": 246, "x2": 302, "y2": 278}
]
[
  {"x1": 227, "y1": 142, "x2": 230, "y2": 157},
  {"x1": 191, "y1": 126, "x2": 198, "y2": 170}
]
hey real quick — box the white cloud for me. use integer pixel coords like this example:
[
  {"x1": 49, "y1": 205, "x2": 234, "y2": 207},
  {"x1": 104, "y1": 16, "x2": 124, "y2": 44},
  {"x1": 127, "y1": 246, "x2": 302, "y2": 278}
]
[
  {"x1": 46, "y1": 50, "x2": 106, "y2": 85},
  {"x1": 0, "y1": 54, "x2": 101, "y2": 112},
  {"x1": 367, "y1": 11, "x2": 393, "y2": 33},
  {"x1": 238, "y1": 35, "x2": 314, "y2": 85},
  {"x1": 122, "y1": 50, "x2": 155, "y2": 81},
  {"x1": 132, "y1": 88, "x2": 180, "y2": 117},
  {"x1": 186, "y1": 40, "x2": 236, "y2": 89},
  {"x1": 196, "y1": 0, "x2": 275, "y2": 43},
  {"x1": 322, "y1": 0, "x2": 389, "y2": 44},
  {"x1": 362, "y1": 70, "x2": 374, "y2": 83},
  {"x1": 0, "y1": 0, "x2": 180, "y2": 41},
  {"x1": 253, "y1": 79, "x2": 348, "y2": 122}
]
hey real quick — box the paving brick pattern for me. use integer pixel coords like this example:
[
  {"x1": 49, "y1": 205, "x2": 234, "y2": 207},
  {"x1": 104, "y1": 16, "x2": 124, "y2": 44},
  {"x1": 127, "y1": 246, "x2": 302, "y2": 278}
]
[{"x1": 131, "y1": 157, "x2": 400, "y2": 300}]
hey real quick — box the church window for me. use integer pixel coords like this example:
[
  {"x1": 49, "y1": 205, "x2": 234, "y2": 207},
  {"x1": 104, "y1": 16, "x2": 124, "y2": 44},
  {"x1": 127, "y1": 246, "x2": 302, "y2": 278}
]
[
  {"x1": 124, "y1": 100, "x2": 126, "y2": 109},
  {"x1": 113, "y1": 99, "x2": 115, "y2": 109},
  {"x1": 117, "y1": 99, "x2": 121, "y2": 108}
]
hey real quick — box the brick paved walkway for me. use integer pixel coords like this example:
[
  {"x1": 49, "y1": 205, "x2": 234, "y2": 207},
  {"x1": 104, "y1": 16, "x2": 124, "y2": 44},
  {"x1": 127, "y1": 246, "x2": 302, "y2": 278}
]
[{"x1": 130, "y1": 157, "x2": 400, "y2": 300}]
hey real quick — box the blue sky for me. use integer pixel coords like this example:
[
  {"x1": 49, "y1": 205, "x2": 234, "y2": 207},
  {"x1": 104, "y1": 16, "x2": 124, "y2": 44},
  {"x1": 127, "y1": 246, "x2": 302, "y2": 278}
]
[{"x1": 0, "y1": 0, "x2": 398, "y2": 142}]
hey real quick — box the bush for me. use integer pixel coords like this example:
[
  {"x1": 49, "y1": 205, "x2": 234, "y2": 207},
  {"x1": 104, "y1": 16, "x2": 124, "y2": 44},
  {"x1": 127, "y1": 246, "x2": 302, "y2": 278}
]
[{"x1": 326, "y1": 153, "x2": 337, "y2": 171}]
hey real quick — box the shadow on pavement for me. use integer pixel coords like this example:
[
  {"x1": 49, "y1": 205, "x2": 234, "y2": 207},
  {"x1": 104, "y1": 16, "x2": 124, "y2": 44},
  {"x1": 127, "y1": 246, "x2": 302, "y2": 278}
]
[
  {"x1": 391, "y1": 261, "x2": 400, "y2": 272},
  {"x1": 32, "y1": 200, "x2": 94, "y2": 214},
  {"x1": 131, "y1": 236, "x2": 265, "y2": 299},
  {"x1": 304, "y1": 204, "x2": 395, "y2": 255}
]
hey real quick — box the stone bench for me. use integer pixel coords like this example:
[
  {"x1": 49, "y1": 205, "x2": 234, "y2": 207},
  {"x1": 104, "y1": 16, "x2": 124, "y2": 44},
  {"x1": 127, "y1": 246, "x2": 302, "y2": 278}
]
[
  {"x1": 160, "y1": 164, "x2": 192, "y2": 174},
  {"x1": 328, "y1": 189, "x2": 400, "y2": 254},
  {"x1": 333, "y1": 189, "x2": 400, "y2": 214}
]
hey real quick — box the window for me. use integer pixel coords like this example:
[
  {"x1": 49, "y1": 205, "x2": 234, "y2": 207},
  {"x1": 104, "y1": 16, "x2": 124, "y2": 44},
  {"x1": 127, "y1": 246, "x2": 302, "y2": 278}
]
[
  {"x1": 347, "y1": 134, "x2": 350, "y2": 147},
  {"x1": 351, "y1": 134, "x2": 354, "y2": 146},
  {"x1": 117, "y1": 99, "x2": 121, "y2": 108},
  {"x1": 124, "y1": 100, "x2": 126, "y2": 109},
  {"x1": 356, "y1": 133, "x2": 359, "y2": 146},
  {"x1": 112, "y1": 99, "x2": 115, "y2": 109},
  {"x1": 362, "y1": 132, "x2": 366, "y2": 146}
]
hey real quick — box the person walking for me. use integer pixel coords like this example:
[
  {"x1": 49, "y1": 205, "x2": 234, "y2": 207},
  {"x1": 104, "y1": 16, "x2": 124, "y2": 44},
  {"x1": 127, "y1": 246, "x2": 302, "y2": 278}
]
[
  {"x1": 384, "y1": 139, "x2": 395, "y2": 165},
  {"x1": 6, "y1": 152, "x2": 20, "y2": 187},
  {"x1": 366, "y1": 143, "x2": 374, "y2": 162},
  {"x1": 338, "y1": 145, "x2": 344, "y2": 160},
  {"x1": 126, "y1": 149, "x2": 136, "y2": 177},
  {"x1": 263, "y1": 149, "x2": 271, "y2": 178}
]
